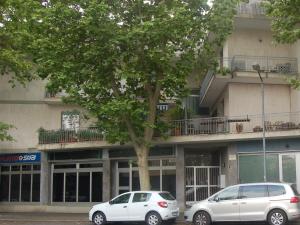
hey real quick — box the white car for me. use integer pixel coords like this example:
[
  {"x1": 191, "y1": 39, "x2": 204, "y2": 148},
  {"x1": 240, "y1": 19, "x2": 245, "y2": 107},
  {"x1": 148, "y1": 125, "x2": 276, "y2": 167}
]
[
  {"x1": 89, "y1": 191, "x2": 179, "y2": 225},
  {"x1": 184, "y1": 183, "x2": 300, "y2": 225}
]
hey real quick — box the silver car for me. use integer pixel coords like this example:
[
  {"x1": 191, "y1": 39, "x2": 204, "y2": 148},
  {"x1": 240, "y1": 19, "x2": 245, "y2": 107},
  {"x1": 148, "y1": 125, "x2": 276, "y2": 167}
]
[{"x1": 184, "y1": 183, "x2": 300, "y2": 225}]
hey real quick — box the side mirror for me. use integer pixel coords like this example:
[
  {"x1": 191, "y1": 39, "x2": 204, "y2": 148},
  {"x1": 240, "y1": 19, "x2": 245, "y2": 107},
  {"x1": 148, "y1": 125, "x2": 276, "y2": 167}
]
[
  {"x1": 109, "y1": 200, "x2": 113, "y2": 205},
  {"x1": 214, "y1": 196, "x2": 220, "y2": 202}
]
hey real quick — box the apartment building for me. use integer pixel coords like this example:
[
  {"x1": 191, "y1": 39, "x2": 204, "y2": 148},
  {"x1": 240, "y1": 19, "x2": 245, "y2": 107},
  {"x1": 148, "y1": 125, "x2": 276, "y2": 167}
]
[{"x1": 0, "y1": 0, "x2": 300, "y2": 213}]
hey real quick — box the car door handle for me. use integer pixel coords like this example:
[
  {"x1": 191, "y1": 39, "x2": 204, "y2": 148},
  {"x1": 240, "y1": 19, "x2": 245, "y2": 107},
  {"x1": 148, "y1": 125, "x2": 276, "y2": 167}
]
[
  {"x1": 241, "y1": 202, "x2": 247, "y2": 204},
  {"x1": 144, "y1": 204, "x2": 148, "y2": 207},
  {"x1": 232, "y1": 203, "x2": 238, "y2": 205},
  {"x1": 123, "y1": 206, "x2": 127, "y2": 208}
]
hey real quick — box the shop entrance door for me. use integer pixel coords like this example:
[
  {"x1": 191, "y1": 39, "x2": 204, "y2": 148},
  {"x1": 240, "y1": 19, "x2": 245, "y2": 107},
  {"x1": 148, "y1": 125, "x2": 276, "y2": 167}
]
[{"x1": 279, "y1": 153, "x2": 300, "y2": 193}]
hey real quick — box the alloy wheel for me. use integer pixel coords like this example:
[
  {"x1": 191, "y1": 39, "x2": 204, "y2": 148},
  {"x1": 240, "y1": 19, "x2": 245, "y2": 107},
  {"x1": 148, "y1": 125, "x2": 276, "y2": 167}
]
[
  {"x1": 93, "y1": 212, "x2": 105, "y2": 225},
  {"x1": 270, "y1": 212, "x2": 284, "y2": 225},
  {"x1": 148, "y1": 214, "x2": 159, "y2": 225},
  {"x1": 194, "y1": 212, "x2": 209, "y2": 225}
]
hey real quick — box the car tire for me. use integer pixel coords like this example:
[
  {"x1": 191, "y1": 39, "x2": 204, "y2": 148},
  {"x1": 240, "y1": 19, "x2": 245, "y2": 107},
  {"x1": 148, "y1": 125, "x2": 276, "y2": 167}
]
[
  {"x1": 193, "y1": 211, "x2": 211, "y2": 225},
  {"x1": 92, "y1": 211, "x2": 106, "y2": 225},
  {"x1": 146, "y1": 212, "x2": 162, "y2": 225},
  {"x1": 268, "y1": 209, "x2": 287, "y2": 225}
]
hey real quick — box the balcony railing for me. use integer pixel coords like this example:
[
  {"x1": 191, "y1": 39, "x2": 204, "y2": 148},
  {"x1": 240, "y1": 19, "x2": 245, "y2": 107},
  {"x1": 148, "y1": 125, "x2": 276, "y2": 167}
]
[
  {"x1": 231, "y1": 56, "x2": 298, "y2": 74},
  {"x1": 171, "y1": 112, "x2": 300, "y2": 136},
  {"x1": 38, "y1": 127, "x2": 104, "y2": 144},
  {"x1": 39, "y1": 112, "x2": 300, "y2": 145},
  {"x1": 236, "y1": 2, "x2": 265, "y2": 16}
]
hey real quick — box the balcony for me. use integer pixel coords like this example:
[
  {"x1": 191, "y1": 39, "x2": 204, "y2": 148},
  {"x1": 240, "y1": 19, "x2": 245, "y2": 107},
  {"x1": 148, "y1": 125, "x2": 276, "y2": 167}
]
[
  {"x1": 38, "y1": 127, "x2": 104, "y2": 144},
  {"x1": 231, "y1": 56, "x2": 298, "y2": 75},
  {"x1": 200, "y1": 56, "x2": 298, "y2": 106},
  {"x1": 38, "y1": 112, "x2": 300, "y2": 146},
  {"x1": 236, "y1": 2, "x2": 265, "y2": 16},
  {"x1": 171, "y1": 112, "x2": 300, "y2": 136}
]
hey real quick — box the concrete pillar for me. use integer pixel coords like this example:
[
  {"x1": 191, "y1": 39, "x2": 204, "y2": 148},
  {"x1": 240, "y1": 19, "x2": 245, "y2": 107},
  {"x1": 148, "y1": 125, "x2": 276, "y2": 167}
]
[
  {"x1": 102, "y1": 149, "x2": 111, "y2": 202},
  {"x1": 176, "y1": 145, "x2": 185, "y2": 212},
  {"x1": 40, "y1": 151, "x2": 49, "y2": 205},
  {"x1": 226, "y1": 144, "x2": 238, "y2": 186}
]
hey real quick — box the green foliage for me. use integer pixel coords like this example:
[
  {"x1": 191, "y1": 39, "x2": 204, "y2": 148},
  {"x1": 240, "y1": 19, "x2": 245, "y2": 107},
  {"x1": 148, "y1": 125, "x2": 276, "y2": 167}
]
[
  {"x1": 0, "y1": 0, "x2": 36, "y2": 86},
  {"x1": 263, "y1": 0, "x2": 300, "y2": 89},
  {"x1": 263, "y1": 0, "x2": 300, "y2": 44},
  {"x1": 0, "y1": 122, "x2": 14, "y2": 141},
  {"x1": 4, "y1": 0, "x2": 237, "y2": 147}
]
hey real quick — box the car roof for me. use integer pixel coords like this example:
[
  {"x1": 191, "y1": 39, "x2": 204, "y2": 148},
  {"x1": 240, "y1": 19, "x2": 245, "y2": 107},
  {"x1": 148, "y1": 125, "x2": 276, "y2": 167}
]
[
  {"x1": 120, "y1": 191, "x2": 169, "y2": 194},
  {"x1": 230, "y1": 182, "x2": 290, "y2": 187}
]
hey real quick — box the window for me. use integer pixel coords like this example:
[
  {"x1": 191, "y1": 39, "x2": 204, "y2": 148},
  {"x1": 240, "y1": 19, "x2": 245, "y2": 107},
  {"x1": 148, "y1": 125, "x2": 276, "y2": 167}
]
[
  {"x1": 0, "y1": 164, "x2": 40, "y2": 203},
  {"x1": 159, "y1": 192, "x2": 175, "y2": 200},
  {"x1": 52, "y1": 163, "x2": 103, "y2": 203},
  {"x1": 111, "y1": 193, "x2": 131, "y2": 204},
  {"x1": 61, "y1": 111, "x2": 80, "y2": 130},
  {"x1": 239, "y1": 154, "x2": 279, "y2": 183},
  {"x1": 268, "y1": 185, "x2": 286, "y2": 197},
  {"x1": 132, "y1": 193, "x2": 151, "y2": 203},
  {"x1": 217, "y1": 186, "x2": 239, "y2": 201},
  {"x1": 240, "y1": 185, "x2": 267, "y2": 199}
]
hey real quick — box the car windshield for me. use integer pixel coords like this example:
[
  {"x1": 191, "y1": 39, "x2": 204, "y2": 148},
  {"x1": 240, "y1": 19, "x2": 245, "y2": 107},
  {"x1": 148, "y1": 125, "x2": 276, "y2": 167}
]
[{"x1": 159, "y1": 192, "x2": 175, "y2": 200}]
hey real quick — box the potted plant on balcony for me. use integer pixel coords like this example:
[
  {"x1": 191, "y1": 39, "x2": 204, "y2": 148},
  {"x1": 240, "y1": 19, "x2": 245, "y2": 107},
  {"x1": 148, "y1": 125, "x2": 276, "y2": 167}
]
[
  {"x1": 253, "y1": 125, "x2": 263, "y2": 132},
  {"x1": 236, "y1": 123, "x2": 243, "y2": 133}
]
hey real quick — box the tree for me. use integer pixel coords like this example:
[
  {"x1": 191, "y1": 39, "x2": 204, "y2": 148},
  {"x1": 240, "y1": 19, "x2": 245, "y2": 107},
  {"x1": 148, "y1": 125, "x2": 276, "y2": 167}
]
[
  {"x1": 264, "y1": 0, "x2": 300, "y2": 44},
  {"x1": 5, "y1": 0, "x2": 237, "y2": 190},
  {"x1": 0, "y1": 122, "x2": 14, "y2": 141},
  {"x1": 264, "y1": 0, "x2": 300, "y2": 88}
]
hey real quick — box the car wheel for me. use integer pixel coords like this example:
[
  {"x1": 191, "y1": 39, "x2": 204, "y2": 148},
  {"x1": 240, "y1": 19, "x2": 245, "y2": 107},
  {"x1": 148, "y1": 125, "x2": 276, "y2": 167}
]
[
  {"x1": 193, "y1": 211, "x2": 211, "y2": 225},
  {"x1": 92, "y1": 211, "x2": 106, "y2": 225},
  {"x1": 268, "y1": 209, "x2": 287, "y2": 225},
  {"x1": 146, "y1": 212, "x2": 162, "y2": 225}
]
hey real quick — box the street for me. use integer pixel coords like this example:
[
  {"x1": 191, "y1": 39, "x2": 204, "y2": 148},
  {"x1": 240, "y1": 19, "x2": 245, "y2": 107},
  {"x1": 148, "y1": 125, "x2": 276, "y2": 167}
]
[{"x1": 0, "y1": 213, "x2": 299, "y2": 225}]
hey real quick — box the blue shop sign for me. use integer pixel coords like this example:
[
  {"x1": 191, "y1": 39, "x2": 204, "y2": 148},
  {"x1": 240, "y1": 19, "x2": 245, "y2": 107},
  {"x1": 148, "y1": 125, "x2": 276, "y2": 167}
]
[{"x1": 0, "y1": 152, "x2": 41, "y2": 164}]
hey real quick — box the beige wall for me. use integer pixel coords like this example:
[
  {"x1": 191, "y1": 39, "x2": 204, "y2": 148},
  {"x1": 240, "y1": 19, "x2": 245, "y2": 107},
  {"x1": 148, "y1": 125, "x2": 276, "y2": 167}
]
[
  {"x1": 0, "y1": 104, "x2": 82, "y2": 151},
  {"x1": 0, "y1": 75, "x2": 47, "y2": 101},
  {"x1": 227, "y1": 29, "x2": 294, "y2": 58},
  {"x1": 228, "y1": 83, "x2": 291, "y2": 116}
]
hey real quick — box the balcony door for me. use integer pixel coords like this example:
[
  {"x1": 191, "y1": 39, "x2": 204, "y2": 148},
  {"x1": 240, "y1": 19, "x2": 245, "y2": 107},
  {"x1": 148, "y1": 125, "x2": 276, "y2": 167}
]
[{"x1": 279, "y1": 153, "x2": 300, "y2": 193}]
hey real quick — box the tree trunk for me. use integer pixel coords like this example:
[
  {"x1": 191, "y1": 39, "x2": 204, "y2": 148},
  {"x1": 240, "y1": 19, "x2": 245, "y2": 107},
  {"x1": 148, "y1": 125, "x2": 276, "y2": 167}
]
[{"x1": 135, "y1": 145, "x2": 150, "y2": 190}]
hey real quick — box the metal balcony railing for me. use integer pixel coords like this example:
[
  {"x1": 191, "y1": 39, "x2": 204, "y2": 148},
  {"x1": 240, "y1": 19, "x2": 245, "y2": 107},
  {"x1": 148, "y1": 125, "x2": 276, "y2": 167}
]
[
  {"x1": 171, "y1": 112, "x2": 300, "y2": 136},
  {"x1": 231, "y1": 56, "x2": 298, "y2": 74},
  {"x1": 38, "y1": 112, "x2": 300, "y2": 144},
  {"x1": 38, "y1": 127, "x2": 104, "y2": 144},
  {"x1": 236, "y1": 2, "x2": 265, "y2": 16}
]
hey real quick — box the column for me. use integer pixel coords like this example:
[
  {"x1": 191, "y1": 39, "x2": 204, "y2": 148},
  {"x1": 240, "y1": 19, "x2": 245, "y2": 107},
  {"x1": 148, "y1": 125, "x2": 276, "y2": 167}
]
[
  {"x1": 226, "y1": 144, "x2": 238, "y2": 186},
  {"x1": 102, "y1": 149, "x2": 111, "y2": 202},
  {"x1": 176, "y1": 145, "x2": 185, "y2": 212},
  {"x1": 40, "y1": 151, "x2": 49, "y2": 205}
]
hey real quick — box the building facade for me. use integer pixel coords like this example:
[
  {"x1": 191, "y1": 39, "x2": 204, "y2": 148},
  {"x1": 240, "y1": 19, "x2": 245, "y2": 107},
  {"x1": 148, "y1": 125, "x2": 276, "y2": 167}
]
[{"x1": 1, "y1": 0, "x2": 300, "y2": 213}]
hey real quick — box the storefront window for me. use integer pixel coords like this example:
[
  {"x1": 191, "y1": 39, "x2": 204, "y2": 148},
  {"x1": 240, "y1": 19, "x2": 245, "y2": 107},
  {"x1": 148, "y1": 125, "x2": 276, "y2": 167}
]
[
  {"x1": 0, "y1": 175, "x2": 9, "y2": 201},
  {"x1": 117, "y1": 159, "x2": 176, "y2": 195},
  {"x1": 10, "y1": 174, "x2": 20, "y2": 202},
  {"x1": 92, "y1": 172, "x2": 102, "y2": 202},
  {"x1": 239, "y1": 154, "x2": 279, "y2": 183},
  {"x1": 21, "y1": 174, "x2": 31, "y2": 201},
  {"x1": 32, "y1": 174, "x2": 40, "y2": 202},
  {"x1": 78, "y1": 172, "x2": 90, "y2": 202},
  {"x1": 53, "y1": 173, "x2": 64, "y2": 202},
  {"x1": 52, "y1": 162, "x2": 103, "y2": 203}
]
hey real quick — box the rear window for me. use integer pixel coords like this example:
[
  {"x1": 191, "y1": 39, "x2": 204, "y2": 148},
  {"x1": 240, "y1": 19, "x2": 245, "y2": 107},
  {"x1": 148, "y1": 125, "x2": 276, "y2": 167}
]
[
  {"x1": 290, "y1": 184, "x2": 299, "y2": 196},
  {"x1": 268, "y1": 185, "x2": 286, "y2": 196},
  {"x1": 159, "y1": 192, "x2": 175, "y2": 200}
]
